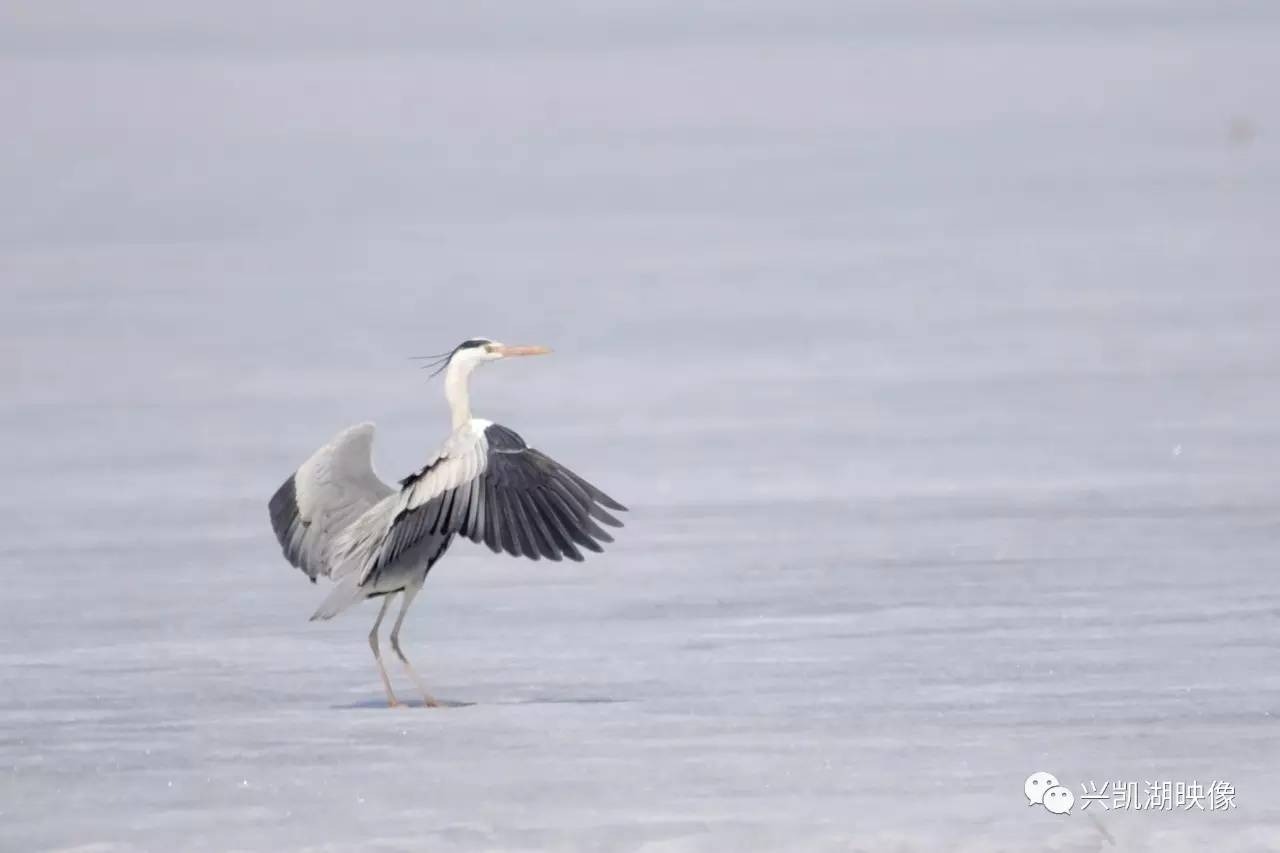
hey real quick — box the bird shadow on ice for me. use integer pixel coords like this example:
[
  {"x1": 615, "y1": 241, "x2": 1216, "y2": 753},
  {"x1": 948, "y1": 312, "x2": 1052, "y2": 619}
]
[
  {"x1": 334, "y1": 698, "x2": 477, "y2": 710},
  {"x1": 333, "y1": 696, "x2": 626, "y2": 710},
  {"x1": 496, "y1": 696, "x2": 626, "y2": 706}
]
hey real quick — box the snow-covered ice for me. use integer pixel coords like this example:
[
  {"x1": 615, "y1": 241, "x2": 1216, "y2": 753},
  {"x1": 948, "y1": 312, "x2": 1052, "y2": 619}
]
[{"x1": 2, "y1": 3, "x2": 1279, "y2": 850}]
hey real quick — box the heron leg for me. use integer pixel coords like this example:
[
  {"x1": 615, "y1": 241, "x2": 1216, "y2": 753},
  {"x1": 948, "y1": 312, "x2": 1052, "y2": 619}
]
[
  {"x1": 389, "y1": 584, "x2": 440, "y2": 708},
  {"x1": 368, "y1": 594, "x2": 401, "y2": 708}
]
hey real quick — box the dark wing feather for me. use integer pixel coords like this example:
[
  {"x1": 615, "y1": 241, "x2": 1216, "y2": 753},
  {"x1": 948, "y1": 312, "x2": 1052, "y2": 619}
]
[
  {"x1": 267, "y1": 423, "x2": 394, "y2": 581},
  {"x1": 458, "y1": 424, "x2": 626, "y2": 561},
  {"x1": 359, "y1": 422, "x2": 626, "y2": 579}
]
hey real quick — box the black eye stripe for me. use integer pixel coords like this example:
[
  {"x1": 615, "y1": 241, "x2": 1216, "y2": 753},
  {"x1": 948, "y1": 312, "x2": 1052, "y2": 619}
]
[{"x1": 457, "y1": 338, "x2": 491, "y2": 350}]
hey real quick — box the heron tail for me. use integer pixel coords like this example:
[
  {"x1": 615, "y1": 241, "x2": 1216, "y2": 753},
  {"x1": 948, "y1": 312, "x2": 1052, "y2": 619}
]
[{"x1": 309, "y1": 574, "x2": 364, "y2": 621}]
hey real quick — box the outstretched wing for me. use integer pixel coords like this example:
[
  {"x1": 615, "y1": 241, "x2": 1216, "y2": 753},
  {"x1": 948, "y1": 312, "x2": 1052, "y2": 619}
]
[
  {"x1": 351, "y1": 421, "x2": 626, "y2": 583},
  {"x1": 268, "y1": 423, "x2": 395, "y2": 581}
]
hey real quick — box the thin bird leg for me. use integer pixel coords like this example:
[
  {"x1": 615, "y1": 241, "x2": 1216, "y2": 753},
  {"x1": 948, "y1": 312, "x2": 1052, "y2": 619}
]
[
  {"x1": 389, "y1": 584, "x2": 440, "y2": 708},
  {"x1": 368, "y1": 594, "x2": 401, "y2": 708}
]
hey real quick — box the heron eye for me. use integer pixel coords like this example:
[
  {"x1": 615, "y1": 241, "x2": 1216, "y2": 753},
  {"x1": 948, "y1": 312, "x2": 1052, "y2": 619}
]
[{"x1": 484, "y1": 344, "x2": 498, "y2": 354}]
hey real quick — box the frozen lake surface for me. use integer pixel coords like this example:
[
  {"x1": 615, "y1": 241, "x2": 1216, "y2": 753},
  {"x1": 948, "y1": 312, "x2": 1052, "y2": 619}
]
[{"x1": 2, "y1": 3, "x2": 1279, "y2": 850}]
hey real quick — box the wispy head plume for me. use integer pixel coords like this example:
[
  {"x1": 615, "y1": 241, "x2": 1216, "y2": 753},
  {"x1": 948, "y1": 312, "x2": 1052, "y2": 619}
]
[{"x1": 409, "y1": 348, "x2": 454, "y2": 379}]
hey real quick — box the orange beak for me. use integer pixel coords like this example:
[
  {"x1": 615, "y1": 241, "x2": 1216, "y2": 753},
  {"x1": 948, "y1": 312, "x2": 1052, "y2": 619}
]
[{"x1": 495, "y1": 345, "x2": 552, "y2": 357}]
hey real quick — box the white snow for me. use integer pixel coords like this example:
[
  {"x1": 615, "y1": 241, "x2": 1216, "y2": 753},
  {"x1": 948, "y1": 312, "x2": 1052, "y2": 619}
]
[{"x1": 2, "y1": 2, "x2": 1279, "y2": 850}]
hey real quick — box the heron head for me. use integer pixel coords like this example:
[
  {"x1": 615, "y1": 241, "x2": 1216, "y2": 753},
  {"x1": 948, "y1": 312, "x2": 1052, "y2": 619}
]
[{"x1": 416, "y1": 338, "x2": 551, "y2": 377}]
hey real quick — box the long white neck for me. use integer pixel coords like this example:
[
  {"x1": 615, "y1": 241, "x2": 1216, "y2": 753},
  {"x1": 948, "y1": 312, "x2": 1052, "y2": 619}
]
[{"x1": 444, "y1": 357, "x2": 476, "y2": 429}]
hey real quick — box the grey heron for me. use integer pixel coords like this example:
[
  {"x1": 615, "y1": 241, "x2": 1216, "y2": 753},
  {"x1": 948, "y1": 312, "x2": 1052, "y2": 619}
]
[{"x1": 267, "y1": 339, "x2": 626, "y2": 707}]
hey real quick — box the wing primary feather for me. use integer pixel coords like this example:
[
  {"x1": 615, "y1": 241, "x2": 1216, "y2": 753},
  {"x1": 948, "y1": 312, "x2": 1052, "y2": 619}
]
[
  {"x1": 496, "y1": 492, "x2": 522, "y2": 556},
  {"x1": 560, "y1": 466, "x2": 628, "y2": 512},
  {"x1": 587, "y1": 503, "x2": 624, "y2": 528},
  {"x1": 480, "y1": 481, "x2": 498, "y2": 551},
  {"x1": 532, "y1": 488, "x2": 583, "y2": 561},
  {"x1": 416, "y1": 493, "x2": 443, "y2": 537},
  {"x1": 515, "y1": 491, "x2": 552, "y2": 559},
  {"x1": 465, "y1": 478, "x2": 483, "y2": 537},
  {"x1": 543, "y1": 482, "x2": 614, "y2": 540},
  {"x1": 578, "y1": 512, "x2": 615, "y2": 543},
  {"x1": 457, "y1": 481, "x2": 476, "y2": 530},
  {"x1": 519, "y1": 492, "x2": 561, "y2": 560},
  {"x1": 444, "y1": 483, "x2": 467, "y2": 531},
  {"x1": 551, "y1": 474, "x2": 623, "y2": 526},
  {"x1": 432, "y1": 490, "x2": 454, "y2": 534},
  {"x1": 482, "y1": 483, "x2": 503, "y2": 553},
  {"x1": 526, "y1": 449, "x2": 626, "y2": 513},
  {"x1": 465, "y1": 475, "x2": 483, "y2": 527},
  {"x1": 543, "y1": 489, "x2": 604, "y2": 553},
  {"x1": 546, "y1": 476, "x2": 592, "y2": 519},
  {"x1": 507, "y1": 492, "x2": 541, "y2": 560},
  {"x1": 550, "y1": 471, "x2": 595, "y2": 513},
  {"x1": 547, "y1": 476, "x2": 618, "y2": 532}
]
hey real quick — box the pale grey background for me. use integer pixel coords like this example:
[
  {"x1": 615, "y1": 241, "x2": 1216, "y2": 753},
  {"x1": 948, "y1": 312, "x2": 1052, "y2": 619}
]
[{"x1": 2, "y1": 2, "x2": 1279, "y2": 851}]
